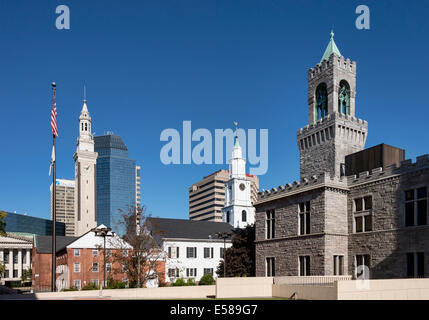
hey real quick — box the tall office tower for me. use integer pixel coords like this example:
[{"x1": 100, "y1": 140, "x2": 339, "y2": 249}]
[
  {"x1": 94, "y1": 133, "x2": 136, "y2": 236},
  {"x1": 50, "y1": 179, "x2": 75, "y2": 236},
  {"x1": 189, "y1": 169, "x2": 259, "y2": 222},
  {"x1": 136, "y1": 165, "x2": 142, "y2": 227},
  {"x1": 222, "y1": 135, "x2": 255, "y2": 229},
  {"x1": 74, "y1": 98, "x2": 98, "y2": 236}
]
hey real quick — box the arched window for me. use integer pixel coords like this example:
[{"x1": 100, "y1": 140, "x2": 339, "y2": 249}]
[
  {"x1": 81, "y1": 123, "x2": 84, "y2": 131},
  {"x1": 226, "y1": 211, "x2": 230, "y2": 223},
  {"x1": 338, "y1": 80, "x2": 350, "y2": 115},
  {"x1": 315, "y1": 83, "x2": 328, "y2": 121},
  {"x1": 242, "y1": 210, "x2": 247, "y2": 222}
]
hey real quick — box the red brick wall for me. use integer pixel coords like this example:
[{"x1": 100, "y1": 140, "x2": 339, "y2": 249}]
[{"x1": 32, "y1": 250, "x2": 53, "y2": 292}]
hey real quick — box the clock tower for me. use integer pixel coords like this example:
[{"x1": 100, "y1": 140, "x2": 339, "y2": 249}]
[
  {"x1": 74, "y1": 98, "x2": 98, "y2": 236},
  {"x1": 222, "y1": 130, "x2": 255, "y2": 229}
]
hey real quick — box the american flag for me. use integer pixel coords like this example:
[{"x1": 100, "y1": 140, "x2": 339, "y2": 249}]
[{"x1": 51, "y1": 95, "x2": 58, "y2": 137}]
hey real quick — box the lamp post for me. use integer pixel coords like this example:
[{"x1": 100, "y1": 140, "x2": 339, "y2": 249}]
[
  {"x1": 217, "y1": 232, "x2": 232, "y2": 278},
  {"x1": 91, "y1": 226, "x2": 114, "y2": 289}
]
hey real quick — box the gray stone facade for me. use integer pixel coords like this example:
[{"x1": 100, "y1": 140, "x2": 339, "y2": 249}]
[{"x1": 255, "y1": 47, "x2": 429, "y2": 279}]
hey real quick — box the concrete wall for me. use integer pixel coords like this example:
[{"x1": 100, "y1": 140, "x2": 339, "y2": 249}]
[
  {"x1": 337, "y1": 279, "x2": 429, "y2": 300},
  {"x1": 215, "y1": 277, "x2": 273, "y2": 298},
  {"x1": 273, "y1": 284, "x2": 337, "y2": 300},
  {"x1": 35, "y1": 285, "x2": 215, "y2": 300}
]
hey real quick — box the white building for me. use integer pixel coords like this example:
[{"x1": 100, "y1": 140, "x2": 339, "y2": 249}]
[
  {"x1": 0, "y1": 233, "x2": 33, "y2": 285},
  {"x1": 222, "y1": 134, "x2": 256, "y2": 229},
  {"x1": 146, "y1": 217, "x2": 233, "y2": 283},
  {"x1": 74, "y1": 98, "x2": 98, "y2": 236}
]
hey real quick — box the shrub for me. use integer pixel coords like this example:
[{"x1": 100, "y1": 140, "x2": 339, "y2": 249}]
[
  {"x1": 82, "y1": 282, "x2": 99, "y2": 290},
  {"x1": 186, "y1": 278, "x2": 196, "y2": 286},
  {"x1": 198, "y1": 274, "x2": 215, "y2": 285},
  {"x1": 63, "y1": 286, "x2": 79, "y2": 291},
  {"x1": 105, "y1": 279, "x2": 126, "y2": 289},
  {"x1": 170, "y1": 278, "x2": 186, "y2": 287}
]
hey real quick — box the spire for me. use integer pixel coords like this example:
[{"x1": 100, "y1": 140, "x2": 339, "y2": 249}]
[
  {"x1": 233, "y1": 121, "x2": 240, "y2": 148},
  {"x1": 320, "y1": 30, "x2": 342, "y2": 63},
  {"x1": 81, "y1": 85, "x2": 89, "y2": 114}
]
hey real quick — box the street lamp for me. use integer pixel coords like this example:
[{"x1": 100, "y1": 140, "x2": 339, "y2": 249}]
[
  {"x1": 217, "y1": 232, "x2": 232, "y2": 278},
  {"x1": 91, "y1": 225, "x2": 114, "y2": 289}
]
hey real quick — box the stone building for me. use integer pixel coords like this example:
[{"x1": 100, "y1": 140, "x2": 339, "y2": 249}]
[{"x1": 254, "y1": 32, "x2": 428, "y2": 279}]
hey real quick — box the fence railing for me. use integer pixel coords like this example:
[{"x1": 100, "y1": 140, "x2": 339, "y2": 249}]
[{"x1": 274, "y1": 275, "x2": 352, "y2": 286}]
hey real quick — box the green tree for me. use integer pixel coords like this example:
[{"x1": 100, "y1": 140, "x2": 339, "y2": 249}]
[
  {"x1": 21, "y1": 268, "x2": 32, "y2": 284},
  {"x1": 216, "y1": 225, "x2": 255, "y2": 277},
  {"x1": 0, "y1": 210, "x2": 7, "y2": 236},
  {"x1": 199, "y1": 273, "x2": 215, "y2": 285}
]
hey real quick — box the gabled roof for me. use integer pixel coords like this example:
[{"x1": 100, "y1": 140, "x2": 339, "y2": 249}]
[
  {"x1": 146, "y1": 217, "x2": 235, "y2": 240},
  {"x1": 320, "y1": 31, "x2": 342, "y2": 63},
  {"x1": 66, "y1": 227, "x2": 132, "y2": 249},
  {"x1": 34, "y1": 235, "x2": 78, "y2": 254}
]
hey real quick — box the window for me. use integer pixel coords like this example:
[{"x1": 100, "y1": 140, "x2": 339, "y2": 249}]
[
  {"x1": 123, "y1": 250, "x2": 128, "y2": 257},
  {"x1": 13, "y1": 270, "x2": 18, "y2": 278},
  {"x1": 168, "y1": 268, "x2": 180, "y2": 278},
  {"x1": 204, "y1": 247, "x2": 214, "y2": 259},
  {"x1": 204, "y1": 268, "x2": 214, "y2": 276},
  {"x1": 265, "y1": 209, "x2": 275, "y2": 239},
  {"x1": 73, "y1": 280, "x2": 81, "y2": 290},
  {"x1": 3, "y1": 250, "x2": 9, "y2": 263},
  {"x1": 92, "y1": 279, "x2": 99, "y2": 287},
  {"x1": 74, "y1": 263, "x2": 81, "y2": 273},
  {"x1": 266, "y1": 257, "x2": 275, "y2": 277},
  {"x1": 220, "y1": 247, "x2": 225, "y2": 259},
  {"x1": 226, "y1": 211, "x2": 230, "y2": 223},
  {"x1": 407, "y1": 252, "x2": 425, "y2": 278},
  {"x1": 106, "y1": 263, "x2": 112, "y2": 273},
  {"x1": 22, "y1": 250, "x2": 26, "y2": 264},
  {"x1": 333, "y1": 256, "x2": 344, "y2": 275},
  {"x1": 298, "y1": 201, "x2": 311, "y2": 235},
  {"x1": 13, "y1": 250, "x2": 18, "y2": 264},
  {"x1": 299, "y1": 256, "x2": 310, "y2": 276},
  {"x1": 186, "y1": 247, "x2": 197, "y2": 258},
  {"x1": 92, "y1": 250, "x2": 98, "y2": 257},
  {"x1": 168, "y1": 247, "x2": 179, "y2": 259},
  {"x1": 107, "y1": 249, "x2": 112, "y2": 257},
  {"x1": 122, "y1": 264, "x2": 128, "y2": 273},
  {"x1": 405, "y1": 187, "x2": 427, "y2": 227},
  {"x1": 354, "y1": 196, "x2": 373, "y2": 233},
  {"x1": 186, "y1": 268, "x2": 197, "y2": 278},
  {"x1": 355, "y1": 255, "x2": 370, "y2": 279},
  {"x1": 92, "y1": 262, "x2": 99, "y2": 272},
  {"x1": 242, "y1": 210, "x2": 247, "y2": 222},
  {"x1": 74, "y1": 249, "x2": 80, "y2": 257}
]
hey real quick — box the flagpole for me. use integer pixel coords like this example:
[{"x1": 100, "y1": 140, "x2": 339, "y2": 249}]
[{"x1": 51, "y1": 82, "x2": 57, "y2": 292}]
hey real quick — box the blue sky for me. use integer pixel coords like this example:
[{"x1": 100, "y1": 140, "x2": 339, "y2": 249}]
[{"x1": 0, "y1": 0, "x2": 428, "y2": 221}]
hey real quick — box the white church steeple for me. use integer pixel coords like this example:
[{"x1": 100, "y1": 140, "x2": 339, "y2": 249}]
[
  {"x1": 74, "y1": 89, "x2": 98, "y2": 236},
  {"x1": 222, "y1": 123, "x2": 255, "y2": 229}
]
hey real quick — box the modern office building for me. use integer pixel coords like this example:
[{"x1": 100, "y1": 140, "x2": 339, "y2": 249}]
[
  {"x1": 50, "y1": 179, "x2": 75, "y2": 236},
  {"x1": 189, "y1": 170, "x2": 259, "y2": 222},
  {"x1": 255, "y1": 32, "x2": 429, "y2": 279},
  {"x1": 136, "y1": 165, "x2": 142, "y2": 226},
  {"x1": 94, "y1": 133, "x2": 136, "y2": 236},
  {"x1": 2, "y1": 211, "x2": 65, "y2": 236}
]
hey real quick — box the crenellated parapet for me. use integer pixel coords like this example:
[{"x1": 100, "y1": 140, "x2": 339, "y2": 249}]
[
  {"x1": 347, "y1": 154, "x2": 429, "y2": 186},
  {"x1": 256, "y1": 172, "x2": 348, "y2": 204},
  {"x1": 308, "y1": 54, "x2": 356, "y2": 81}
]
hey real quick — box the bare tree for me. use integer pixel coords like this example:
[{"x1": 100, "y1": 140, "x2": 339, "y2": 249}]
[{"x1": 108, "y1": 205, "x2": 166, "y2": 288}]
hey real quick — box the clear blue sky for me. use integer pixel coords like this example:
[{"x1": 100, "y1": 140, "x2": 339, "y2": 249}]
[{"x1": 0, "y1": 0, "x2": 428, "y2": 221}]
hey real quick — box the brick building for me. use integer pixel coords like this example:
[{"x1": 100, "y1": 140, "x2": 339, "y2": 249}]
[
  {"x1": 33, "y1": 225, "x2": 165, "y2": 291},
  {"x1": 254, "y1": 32, "x2": 428, "y2": 279}
]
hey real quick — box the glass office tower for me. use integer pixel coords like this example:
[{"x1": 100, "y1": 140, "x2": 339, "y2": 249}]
[{"x1": 94, "y1": 133, "x2": 136, "y2": 236}]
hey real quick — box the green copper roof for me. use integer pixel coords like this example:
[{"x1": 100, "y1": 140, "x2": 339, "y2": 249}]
[
  {"x1": 234, "y1": 135, "x2": 240, "y2": 148},
  {"x1": 320, "y1": 31, "x2": 341, "y2": 63}
]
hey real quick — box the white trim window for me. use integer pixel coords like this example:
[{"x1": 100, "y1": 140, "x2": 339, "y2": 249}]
[
  {"x1": 106, "y1": 263, "x2": 112, "y2": 273},
  {"x1": 74, "y1": 262, "x2": 81, "y2": 273},
  {"x1": 186, "y1": 247, "x2": 197, "y2": 258},
  {"x1": 74, "y1": 249, "x2": 80, "y2": 257},
  {"x1": 203, "y1": 247, "x2": 214, "y2": 259},
  {"x1": 91, "y1": 279, "x2": 99, "y2": 287},
  {"x1": 186, "y1": 268, "x2": 197, "y2": 278},
  {"x1": 203, "y1": 268, "x2": 214, "y2": 276},
  {"x1": 168, "y1": 268, "x2": 180, "y2": 278},
  {"x1": 73, "y1": 280, "x2": 81, "y2": 290},
  {"x1": 353, "y1": 196, "x2": 373, "y2": 233},
  {"x1": 92, "y1": 262, "x2": 99, "y2": 273},
  {"x1": 355, "y1": 254, "x2": 370, "y2": 279},
  {"x1": 298, "y1": 201, "x2": 311, "y2": 235},
  {"x1": 168, "y1": 247, "x2": 179, "y2": 259},
  {"x1": 92, "y1": 249, "x2": 98, "y2": 257},
  {"x1": 333, "y1": 255, "x2": 344, "y2": 275}
]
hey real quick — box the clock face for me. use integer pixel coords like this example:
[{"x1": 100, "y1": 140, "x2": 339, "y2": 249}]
[{"x1": 239, "y1": 183, "x2": 246, "y2": 191}]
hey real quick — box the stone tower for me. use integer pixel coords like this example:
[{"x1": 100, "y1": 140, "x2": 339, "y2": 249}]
[
  {"x1": 74, "y1": 98, "x2": 98, "y2": 236},
  {"x1": 222, "y1": 131, "x2": 255, "y2": 229},
  {"x1": 297, "y1": 31, "x2": 368, "y2": 179}
]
